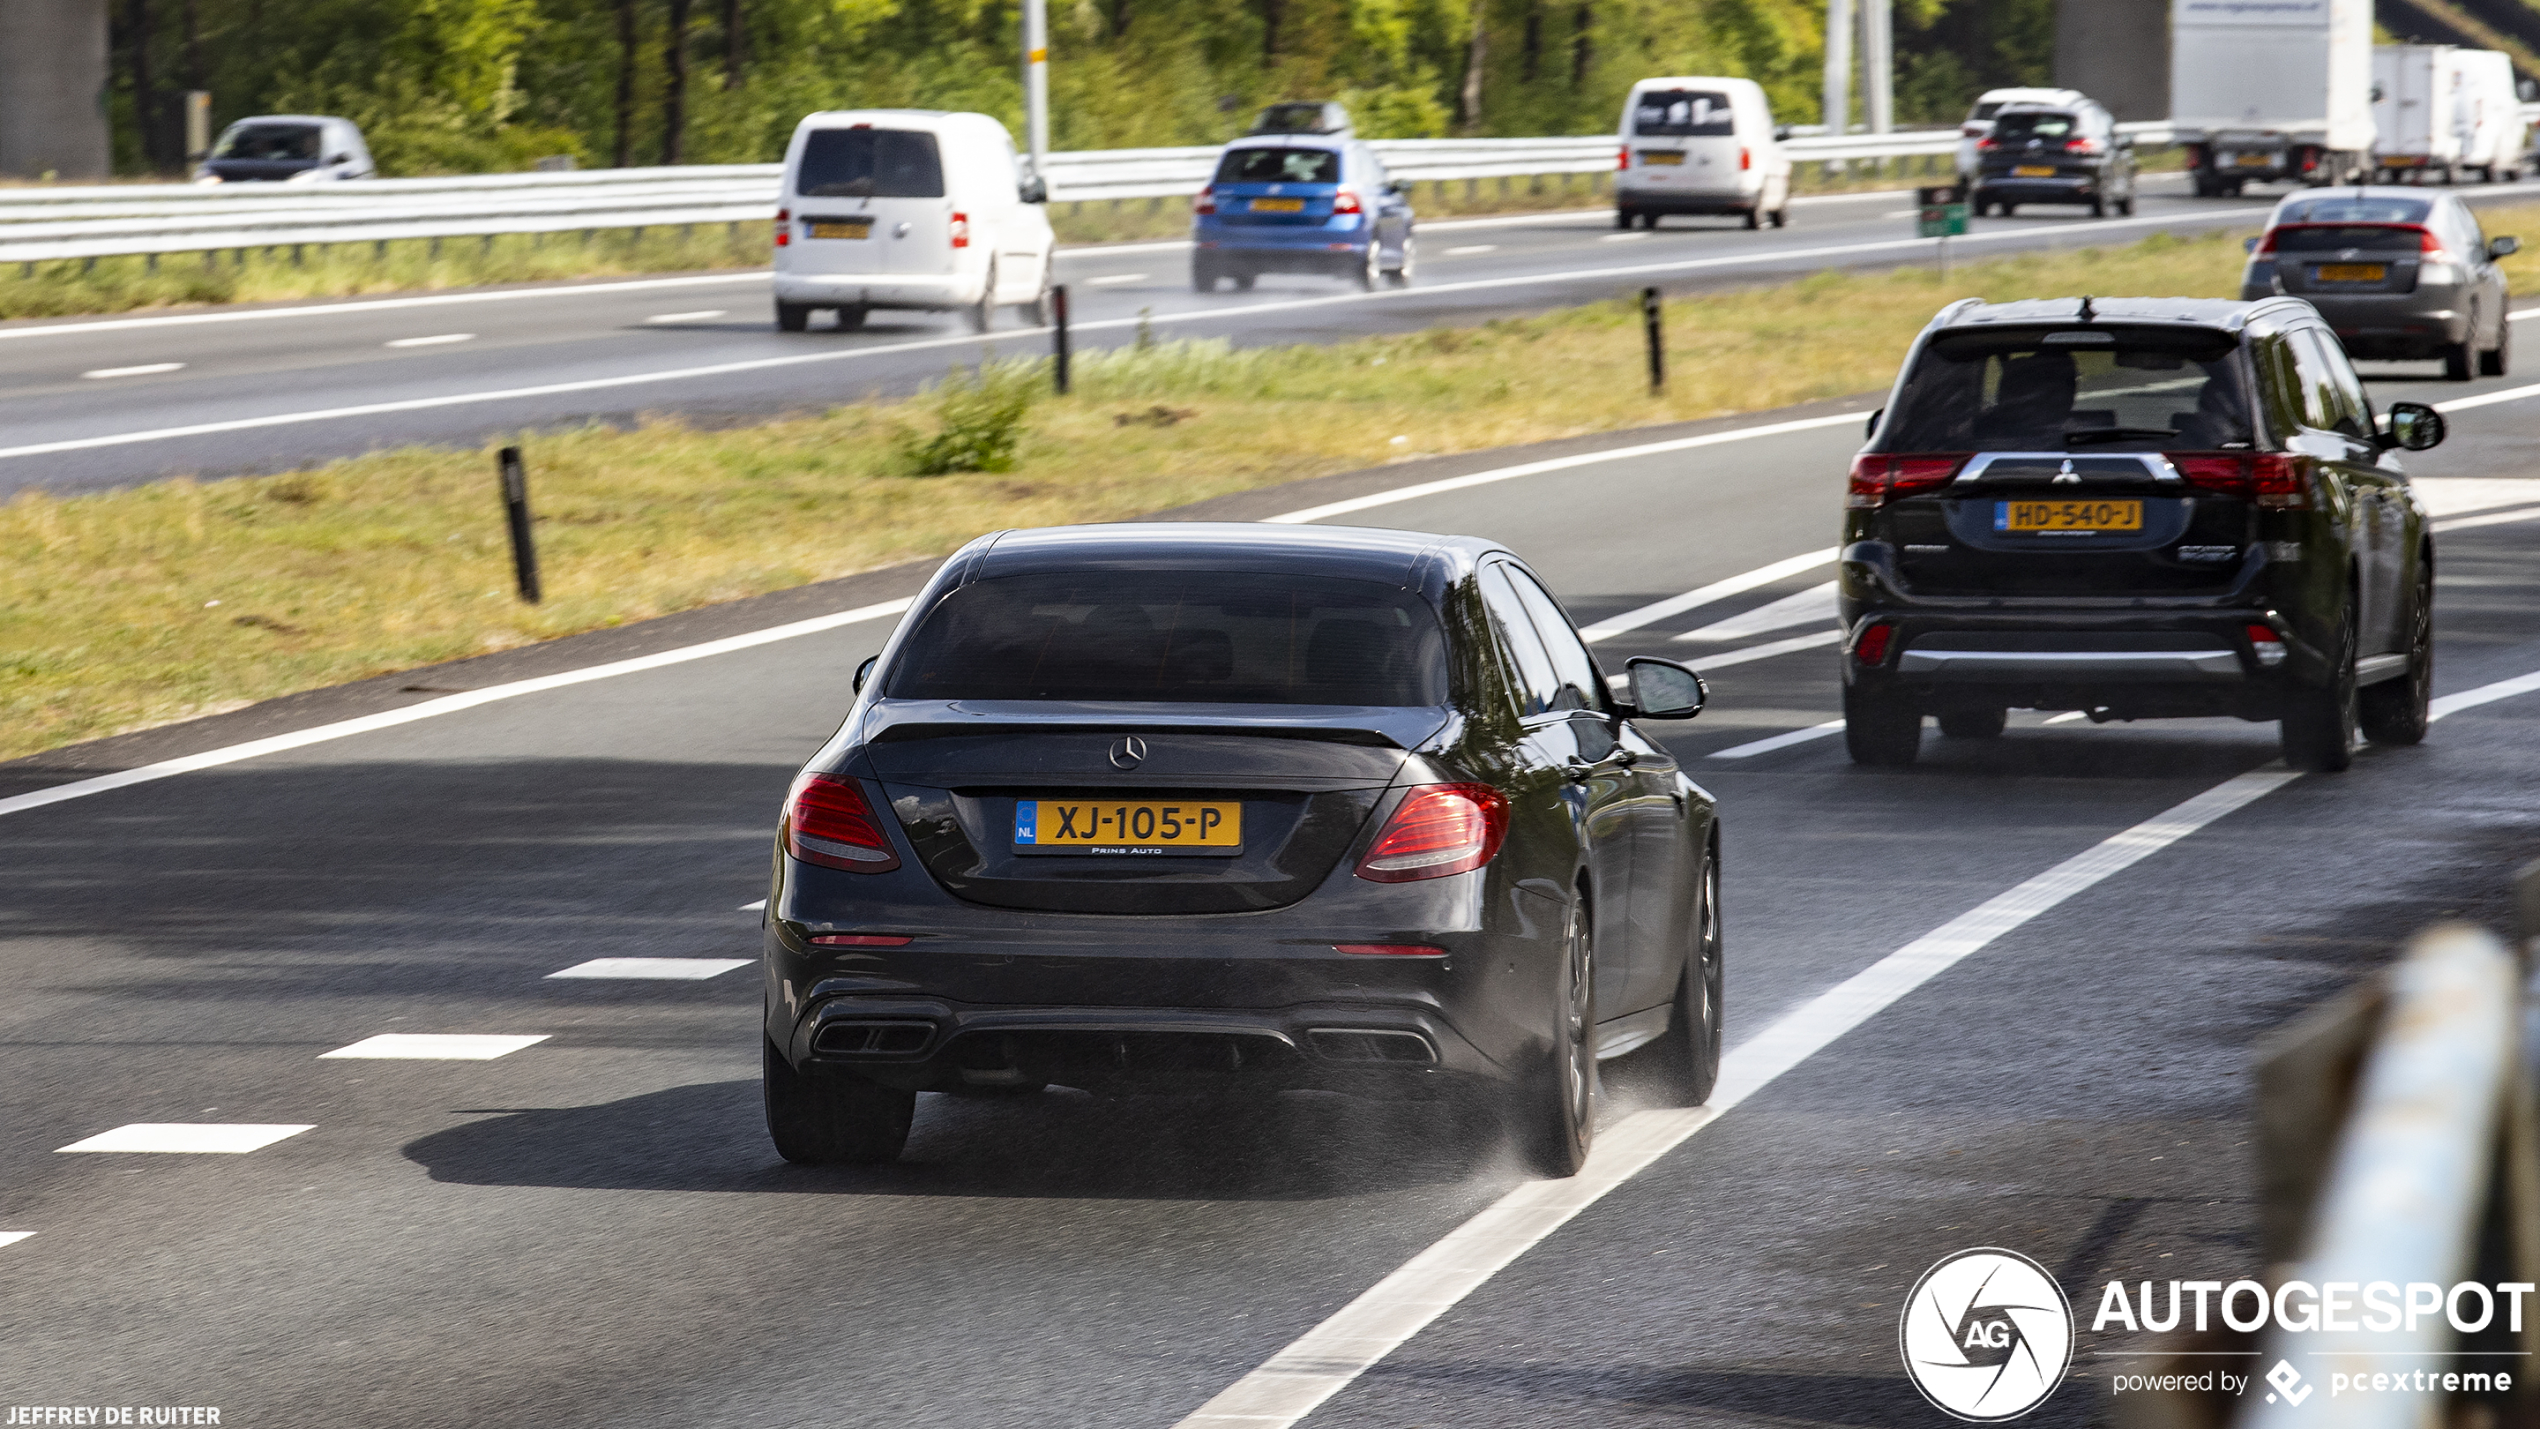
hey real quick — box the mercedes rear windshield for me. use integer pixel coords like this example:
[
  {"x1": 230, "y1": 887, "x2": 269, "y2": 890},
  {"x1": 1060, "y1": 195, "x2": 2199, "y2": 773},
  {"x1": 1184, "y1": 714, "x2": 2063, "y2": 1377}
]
[
  {"x1": 1877, "y1": 328, "x2": 2253, "y2": 453},
  {"x1": 797, "y1": 128, "x2": 945, "y2": 198},
  {"x1": 885, "y1": 571, "x2": 1449, "y2": 706}
]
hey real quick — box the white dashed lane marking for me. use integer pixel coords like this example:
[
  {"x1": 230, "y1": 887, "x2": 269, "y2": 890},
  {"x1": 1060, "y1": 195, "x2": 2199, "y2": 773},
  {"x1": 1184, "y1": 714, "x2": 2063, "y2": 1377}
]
[
  {"x1": 1708, "y1": 718, "x2": 1848, "y2": 759},
  {"x1": 0, "y1": 1232, "x2": 34, "y2": 1249},
  {"x1": 58, "y1": 1124, "x2": 313, "y2": 1154},
  {"x1": 81, "y1": 363, "x2": 184, "y2": 379},
  {"x1": 546, "y1": 957, "x2": 751, "y2": 980},
  {"x1": 739, "y1": 899, "x2": 766, "y2": 912},
  {"x1": 385, "y1": 333, "x2": 476, "y2": 349},
  {"x1": 644, "y1": 310, "x2": 728, "y2": 323},
  {"x1": 319, "y1": 1034, "x2": 549, "y2": 1060},
  {"x1": 1443, "y1": 244, "x2": 1499, "y2": 256},
  {"x1": 1087, "y1": 273, "x2": 1149, "y2": 286}
]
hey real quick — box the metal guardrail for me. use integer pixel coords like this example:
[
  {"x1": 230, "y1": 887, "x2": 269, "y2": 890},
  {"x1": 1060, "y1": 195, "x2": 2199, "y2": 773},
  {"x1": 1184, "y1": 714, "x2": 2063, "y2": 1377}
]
[{"x1": 0, "y1": 126, "x2": 2174, "y2": 267}]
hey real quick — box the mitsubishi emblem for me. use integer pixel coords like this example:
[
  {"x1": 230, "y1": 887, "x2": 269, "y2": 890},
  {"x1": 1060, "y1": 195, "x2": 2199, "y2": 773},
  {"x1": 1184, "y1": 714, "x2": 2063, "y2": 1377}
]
[
  {"x1": 2053, "y1": 459, "x2": 2081, "y2": 485},
  {"x1": 1109, "y1": 735, "x2": 1149, "y2": 769}
]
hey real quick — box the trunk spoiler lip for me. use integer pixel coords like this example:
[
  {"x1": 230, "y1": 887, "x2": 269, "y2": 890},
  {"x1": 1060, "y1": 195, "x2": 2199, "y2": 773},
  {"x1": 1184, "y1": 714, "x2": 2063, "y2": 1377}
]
[{"x1": 860, "y1": 699, "x2": 1451, "y2": 751}]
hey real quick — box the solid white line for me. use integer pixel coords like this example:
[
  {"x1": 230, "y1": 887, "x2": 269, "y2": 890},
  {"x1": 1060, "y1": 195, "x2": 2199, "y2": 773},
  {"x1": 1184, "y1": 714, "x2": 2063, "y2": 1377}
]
[
  {"x1": 0, "y1": 272, "x2": 770, "y2": 343},
  {"x1": 58, "y1": 1123, "x2": 314, "y2": 1154},
  {"x1": 645, "y1": 309, "x2": 728, "y2": 323},
  {"x1": 547, "y1": 957, "x2": 751, "y2": 980},
  {"x1": 2430, "y1": 667, "x2": 2540, "y2": 721},
  {"x1": 1674, "y1": 581, "x2": 1837, "y2": 644},
  {"x1": 2433, "y1": 381, "x2": 2540, "y2": 415},
  {"x1": 81, "y1": 362, "x2": 184, "y2": 379},
  {"x1": 0, "y1": 596, "x2": 912, "y2": 822},
  {"x1": 739, "y1": 898, "x2": 767, "y2": 912},
  {"x1": 1172, "y1": 765, "x2": 2302, "y2": 1429},
  {"x1": 2043, "y1": 710, "x2": 2089, "y2": 724},
  {"x1": 2510, "y1": 308, "x2": 2540, "y2": 322},
  {"x1": 0, "y1": 1232, "x2": 31, "y2": 1249},
  {"x1": 1264, "y1": 414, "x2": 1866, "y2": 525},
  {"x1": 2432, "y1": 505, "x2": 2540, "y2": 534},
  {"x1": 1578, "y1": 549, "x2": 1839, "y2": 642},
  {"x1": 1707, "y1": 717, "x2": 1847, "y2": 759},
  {"x1": 1599, "y1": 231, "x2": 1648, "y2": 242},
  {"x1": 319, "y1": 1033, "x2": 549, "y2": 1060},
  {"x1": 385, "y1": 333, "x2": 475, "y2": 348},
  {"x1": 1442, "y1": 245, "x2": 1498, "y2": 256},
  {"x1": 1689, "y1": 629, "x2": 1843, "y2": 671}
]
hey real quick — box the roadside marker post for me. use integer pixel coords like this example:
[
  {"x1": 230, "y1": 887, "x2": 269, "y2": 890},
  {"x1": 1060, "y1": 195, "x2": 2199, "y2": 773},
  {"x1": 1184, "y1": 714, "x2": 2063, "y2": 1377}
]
[
  {"x1": 1640, "y1": 286, "x2": 1665, "y2": 394},
  {"x1": 1916, "y1": 185, "x2": 1967, "y2": 277},
  {"x1": 497, "y1": 445, "x2": 543, "y2": 605},
  {"x1": 1051, "y1": 284, "x2": 1071, "y2": 395}
]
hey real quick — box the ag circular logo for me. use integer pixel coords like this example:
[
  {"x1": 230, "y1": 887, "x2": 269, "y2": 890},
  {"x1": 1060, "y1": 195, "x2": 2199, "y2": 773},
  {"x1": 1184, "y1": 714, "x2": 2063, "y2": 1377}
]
[{"x1": 1899, "y1": 1247, "x2": 2073, "y2": 1421}]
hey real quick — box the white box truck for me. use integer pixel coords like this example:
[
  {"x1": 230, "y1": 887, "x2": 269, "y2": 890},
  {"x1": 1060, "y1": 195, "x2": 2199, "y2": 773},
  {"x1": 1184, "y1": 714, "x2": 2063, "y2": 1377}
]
[{"x1": 2173, "y1": 0, "x2": 2376, "y2": 195}]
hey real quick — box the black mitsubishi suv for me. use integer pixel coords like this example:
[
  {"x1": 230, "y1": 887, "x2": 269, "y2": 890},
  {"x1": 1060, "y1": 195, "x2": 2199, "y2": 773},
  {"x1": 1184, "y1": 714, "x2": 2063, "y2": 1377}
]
[{"x1": 1840, "y1": 296, "x2": 2446, "y2": 771}]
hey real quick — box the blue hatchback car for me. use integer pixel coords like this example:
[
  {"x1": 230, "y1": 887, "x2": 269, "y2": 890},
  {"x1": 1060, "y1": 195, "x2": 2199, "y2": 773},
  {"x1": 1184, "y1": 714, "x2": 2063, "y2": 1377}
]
[{"x1": 1192, "y1": 137, "x2": 1415, "y2": 292}]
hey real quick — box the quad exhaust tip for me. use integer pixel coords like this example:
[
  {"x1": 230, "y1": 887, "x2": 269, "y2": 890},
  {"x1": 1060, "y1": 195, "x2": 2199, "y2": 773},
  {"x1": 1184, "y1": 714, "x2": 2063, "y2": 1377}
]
[
  {"x1": 1306, "y1": 1028, "x2": 1437, "y2": 1064},
  {"x1": 812, "y1": 1020, "x2": 936, "y2": 1056}
]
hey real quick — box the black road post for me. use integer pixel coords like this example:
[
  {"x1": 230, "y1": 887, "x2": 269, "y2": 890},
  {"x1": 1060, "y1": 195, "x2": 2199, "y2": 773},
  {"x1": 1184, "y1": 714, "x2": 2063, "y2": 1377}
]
[
  {"x1": 1641, "y1": 286, "x2": 1666, "y2": 394},
  {"x1": 498, "y1": 445, "x2": 543, "y2": 604},
  {"x1": 1051, "y1": 284, "x2": 1072, "y2": 395}
]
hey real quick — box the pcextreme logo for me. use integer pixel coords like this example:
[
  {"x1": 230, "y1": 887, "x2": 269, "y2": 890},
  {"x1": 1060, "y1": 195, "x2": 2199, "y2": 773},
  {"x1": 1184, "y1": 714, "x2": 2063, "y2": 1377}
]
[{"x1": 1900, "y1": 1248, "x2": 2076, "y2": 1421}]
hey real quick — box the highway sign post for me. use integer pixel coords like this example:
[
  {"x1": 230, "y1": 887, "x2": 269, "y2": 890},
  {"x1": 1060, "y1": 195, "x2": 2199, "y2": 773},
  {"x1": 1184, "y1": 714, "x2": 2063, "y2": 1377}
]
[{"x1": 1916, "y1": 184, "x2": 1967, "y2": 277}]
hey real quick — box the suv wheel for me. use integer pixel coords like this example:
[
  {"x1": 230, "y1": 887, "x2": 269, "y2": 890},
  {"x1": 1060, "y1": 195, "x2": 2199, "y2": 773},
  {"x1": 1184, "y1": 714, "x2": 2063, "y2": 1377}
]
[
  {"x1": 2281, "y1": 597, "x2": 2360, "y2": 772},
  {"x1": 1645, "y1": 850, "x2": 1723, "y2": 1106},
  {"x1": 2360, "y1": 565, "x2": 2433, "y2": 746},
  {"x1": 1844, "y1": 683, "x2": 1922, "y2": 766},
  {"x1": 1937, "y1": 707, "x2": 2007, "y2": 740},
  {"x1": 763, "y1": 1037, "x2": 915, "y2": 1164},
  {"x1": 1512, "y1": 899, "x2": 1596, "y2": 1177}
]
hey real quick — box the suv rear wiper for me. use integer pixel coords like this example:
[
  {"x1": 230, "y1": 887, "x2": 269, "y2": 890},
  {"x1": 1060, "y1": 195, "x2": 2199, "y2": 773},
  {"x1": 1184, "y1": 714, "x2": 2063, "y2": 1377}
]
[{"x1": 2063, "y1": 427, "x2": 2181, "y2": 445}]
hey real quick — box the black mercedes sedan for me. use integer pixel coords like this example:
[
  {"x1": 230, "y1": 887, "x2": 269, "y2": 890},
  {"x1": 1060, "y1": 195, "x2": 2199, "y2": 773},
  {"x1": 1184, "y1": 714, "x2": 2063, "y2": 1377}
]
[{"x1": 761, "y1": 523, "x2": 1721, "y2": 1176}]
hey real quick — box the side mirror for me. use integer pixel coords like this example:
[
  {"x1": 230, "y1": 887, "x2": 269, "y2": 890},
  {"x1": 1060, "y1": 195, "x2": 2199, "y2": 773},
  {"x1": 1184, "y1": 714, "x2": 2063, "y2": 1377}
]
[
  {"x1": 1019, "y1": 174, "x2": 1049, "y2": 204},
  {"x1": 1773, "y1": 124, "x2": 1793, "y2": 142},
  {"x1": 1864, "y1": 407, "x2": 1884, "y2": 440},
  {"x1": 2381, "y1": 400, "x2": 2447, "y2": 452},
  {"x1": 2244, "y1": 236, "x2": 2260, "y2": 253},
  {"x1": 1385, "y1": 179, "x2": 1407, "y2": 196},
  {"x1": 2491, "y1": 235, "x2": 2519, "y2": 259},
  {"x1": 1622, "y1": 657, "x2": 1707, "y2": 720},
  {"x1": 327, "y1": 153, "x2": 351, "y2": 166},
  {"x1": 853, "y1": 655, "x2": 878, "y2": 693}
]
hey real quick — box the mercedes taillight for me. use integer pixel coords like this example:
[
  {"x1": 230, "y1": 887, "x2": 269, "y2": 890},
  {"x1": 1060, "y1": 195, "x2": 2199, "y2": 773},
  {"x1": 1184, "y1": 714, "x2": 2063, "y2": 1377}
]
[
  {"x1": 784, "y1": 773, "x2": 900, "y2": 873},
  {"x1": 1355, "y1": 784, "x2": 1509, "y2": 883}
]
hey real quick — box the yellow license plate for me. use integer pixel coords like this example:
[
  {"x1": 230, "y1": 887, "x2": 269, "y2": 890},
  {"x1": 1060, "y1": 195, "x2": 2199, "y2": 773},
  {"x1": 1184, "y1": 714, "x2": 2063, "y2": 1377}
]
[
  {"x1": 2235, "y1": 153, "x2": 2273, "y2": 167},
  {"x1": 1997, "y1": 499, "x2": 2143, "y2": 533},
  {"x1": 1014, "y1": 799, "x2": 1242, "y2": 854},
  {"x1": 1640, "y1": 151, "x2": 1684, "y2": 165},
  {"x1": 2316, "y1": 263, "x2": 2386, "y2": 282},
  {"x1": 807, "y1": 220, "x2": 871, "y2": 240},
  {"x1": 1249, "y1": 198, "x2": 1305, "y2": 212},
  {"x1": 2012, "y1": 165, "x2": 2058, "y2": 178}
]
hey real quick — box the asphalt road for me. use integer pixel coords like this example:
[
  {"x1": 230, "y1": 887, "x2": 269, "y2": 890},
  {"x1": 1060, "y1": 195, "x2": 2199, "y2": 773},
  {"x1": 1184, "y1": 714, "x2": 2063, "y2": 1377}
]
[
  {"x1": 3, "y1": 343, "x2": 2538, "y2": 1425},
  {"x1": 12, "y1": 171, "x2": 2540, "y2": 498}
]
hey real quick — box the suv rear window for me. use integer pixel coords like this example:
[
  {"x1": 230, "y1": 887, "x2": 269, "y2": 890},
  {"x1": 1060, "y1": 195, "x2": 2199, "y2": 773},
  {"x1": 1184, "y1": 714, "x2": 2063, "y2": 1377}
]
[
  {"x1": 797, "y1": 128, "x2": 944, "y2": 198},
  {"x1": 2267, "y1": 225, "x2": 2426, "y2": 252},
  {"x1": 1991, "y1": 111, "x2": 2077, "y2": 141},
  {"x1": 886, "y1": 572, "x2": 1449, "y2": 706},
  {"x1": 1633, "y1": 90, "x2": 1735, "y2": 137},
  {"x1": 2275, "y1": 196, "x2": 2430, "y2": 225},
  {"x1": 1879, "y1": 328, "x2": 2253, "y2": 453},
  {"x1": 1214, "y1": 147, "x2": 1341, "y2": 185}
]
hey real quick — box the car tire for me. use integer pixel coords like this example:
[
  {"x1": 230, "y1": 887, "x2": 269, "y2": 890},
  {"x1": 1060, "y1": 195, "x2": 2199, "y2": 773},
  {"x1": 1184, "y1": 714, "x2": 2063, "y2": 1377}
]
[
  {"x1": 2280, "y1": 596, "x2": 2360, "y2": 773},
  {"x1": 1232, "y1": 270, "x2": 1256, "y2": 291},
  {"x1": 1384, "y1": 234, "x2": 1416, "y2": 286},
  {"x1": 968, "y1": 262, "x2": 998, "y2": 334},
  {"x1": 1743, "y1": 206, "x2": 1761, "y2": 230},
  {"x1": 1770, "y1": 204, "x2": 1789, "y2": 229},
  {"x1": 2360, "y1": 564, "x2": 2433, "y2": 746},
  {"x1": 2117, "y1": 195, "x2": 2135, "y2": 217},
  {"x1": 1191, "y1": 260, "x2": 1217, "y2": 293},
  {"x1": 2001, "y1": 203, "x2": 2019, "y2": 217},
  {"x1": 1844, "y1": 683, "x2": 1922, "y2": 766},
  {"x1": 2445, "y1": 337, "x2": 2475, "y2": 381},
  {"x1": 1615, "y1": 207, "x2": 1635, "y2": 230},
  {"x1": 1356, "y1": 241, "x2": 1381, "y2": 291},
  {"x1": 2481, "y1": 315, "x2": 2510, "y2": 376},
  {"x1": 775, "y1": 301, "x2": 811, "y2": 333},
  {"x1": 836, "y1": 304, "x2": 868, "y2": 332},
  {"x1": 2089, "y1": 198, "x2": 2106, "y2": 218},
  {"x1": 1644, "y1": 848, "x2": 1723, "y2": 1106},
  {"x1": 1020, "y1": 272, "x2": 1053, "y2": 327},
  {"x1": 763, "y1": 1037, "x2": 915, "y2": 1165},
  {"x1": 1936, "y1": 707, "x2": 2008, "y2": 740},
  {"x1": 1511, "y1": 897, "x2": 1596, "y2": 1178},
  {"x1": 1640, "y1": 211, "x2": 1659, "y2": 230}
]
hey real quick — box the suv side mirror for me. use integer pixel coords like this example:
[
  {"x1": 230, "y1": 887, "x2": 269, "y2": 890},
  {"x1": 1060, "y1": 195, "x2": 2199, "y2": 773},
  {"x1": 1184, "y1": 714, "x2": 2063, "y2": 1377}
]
[
  {"x1": 1019, "y1": 173, "x2": 1049, "y2": 204},
  {"x1": 1864, "y1": 407, "x2": 1884, "y2": 440},
  {"x1": 854, "y1": 655, "x2": 878, "y2": 693},
  {"x1": 1384, "y1": 179, "x2": 1407, "y2": 196},
  {"x1": 2381, "y1": 400, "x2": 2447, "y2": 452},
  {"x1": 2244, "y1": 236, "x2": 2260, "y2": 253},
  {"x1": 2490, "y1": 235, "x2": 2519, "y2": 259},
  {"x1": 1773, "y1": 124, "x2": 1793, "y2": 142},
  {"x1": 1621, "y1": 657, "x2": 1706, "y2": 719}
]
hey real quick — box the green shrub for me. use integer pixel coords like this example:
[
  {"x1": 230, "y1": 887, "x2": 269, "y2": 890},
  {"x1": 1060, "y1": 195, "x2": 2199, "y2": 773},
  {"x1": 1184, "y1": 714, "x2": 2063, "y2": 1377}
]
[{"x1": 899, "y1": 364, "x2": 1041, "y2": 475}]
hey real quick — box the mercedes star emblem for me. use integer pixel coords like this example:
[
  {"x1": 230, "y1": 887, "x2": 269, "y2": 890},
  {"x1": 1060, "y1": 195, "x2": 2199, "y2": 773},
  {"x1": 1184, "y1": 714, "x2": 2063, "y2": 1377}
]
[{"x1": 1109, "y1": 735, "x2": 1149, "y2": 769}]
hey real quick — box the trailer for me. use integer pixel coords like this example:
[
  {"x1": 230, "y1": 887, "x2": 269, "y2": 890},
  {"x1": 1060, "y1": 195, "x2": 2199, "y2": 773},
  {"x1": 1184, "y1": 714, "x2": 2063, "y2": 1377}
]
[
  {"x1": 2173, "y1": 0, "x2": 2376, "y2": 194},
  {"x1": 2374, "y1": 46, "x2": 2524, "y2": 182}
]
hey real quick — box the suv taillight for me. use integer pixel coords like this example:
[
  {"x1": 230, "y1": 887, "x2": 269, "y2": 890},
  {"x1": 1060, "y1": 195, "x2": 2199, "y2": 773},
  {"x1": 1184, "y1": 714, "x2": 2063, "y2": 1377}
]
[
  {"x1": 1846, "y1": 454, "x2": 1968, "y2": 508},
  {"x1": 2168, "y1": 453, "x2": 2307, "y2": 507},
  {"x1": 784, "y1": 773, "x2": 900, "y2": 873},
  {"x1": 1193, "y1": 185, "x2": 1216, "y2": 215},
  {"x1": 1355, "y1": 784, "x2": 1509, "y2": 883}
]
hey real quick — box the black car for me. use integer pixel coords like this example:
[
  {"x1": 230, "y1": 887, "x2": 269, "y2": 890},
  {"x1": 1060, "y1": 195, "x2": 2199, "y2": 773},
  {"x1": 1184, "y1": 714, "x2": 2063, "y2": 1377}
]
[
  {"x1": 761, "y1": 524, "x2": 1720, "y2": 1177},
  {"x1": 1971, "y1": 100, "x2": 2136, "y2": 218},
  {"x1": 1842, "y1": 296, "x2": 2445, "y2": 771}
]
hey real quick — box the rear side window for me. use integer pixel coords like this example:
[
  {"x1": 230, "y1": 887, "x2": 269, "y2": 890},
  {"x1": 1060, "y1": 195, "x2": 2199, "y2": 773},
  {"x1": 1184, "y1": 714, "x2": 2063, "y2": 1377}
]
[
  {"x1": 1633, "y1": 90, "x2": 1736, "y2": 137},
  {"x1": 885, "y1": 571, "x2": 1448, "y2": 706},
  {"x1": 797, "y1": 129, "x2": 944, "y2": 198},
  {"x1": 2292, "y1": 330, "x2": 2371, "y2": 439},
  {"x1": 1992, "y1": 112, "x2": 2076, "y2": 142},
  {"x1": 1479, "y1": 565, "x2": 1563, "y2": 715},
  {"x1": 1880, "y1": 328, "x2": 2253, "y2": 453},
  {"x1": 1500, "y1": 565, "x2": 1605, "y2": 714},
  {"x1": 1214, "y1": 147, "x2": 1341, "y2": 185},
  {"x1": 216, "y1": 124, "x2": 320, "y2": 160}
]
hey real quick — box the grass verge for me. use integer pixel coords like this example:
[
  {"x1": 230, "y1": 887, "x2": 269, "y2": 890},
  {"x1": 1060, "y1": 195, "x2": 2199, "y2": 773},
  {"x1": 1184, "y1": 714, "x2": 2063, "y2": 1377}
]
[{"x1": 8, "y1": 211, "x2": 2476, "y2": 764}]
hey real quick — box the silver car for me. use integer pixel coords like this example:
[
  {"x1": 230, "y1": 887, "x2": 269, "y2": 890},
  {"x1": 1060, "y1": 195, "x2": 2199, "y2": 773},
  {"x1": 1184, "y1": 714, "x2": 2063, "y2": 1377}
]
[{"x1": 2239, "y1": 188, "x2": 2518, "y2": 380}]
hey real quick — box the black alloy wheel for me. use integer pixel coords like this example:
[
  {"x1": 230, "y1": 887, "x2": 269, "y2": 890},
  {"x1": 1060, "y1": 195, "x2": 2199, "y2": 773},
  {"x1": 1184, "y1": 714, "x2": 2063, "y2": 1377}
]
[
  {"x1": 775, "y1": 300, "x2": 811, "y2": 333},
  {"x1": 836, "y1": 304, "x2": 868, "y2": 332},
  {"x1": 2281, "y1": 595, "x2": 2361, "y2": 772},
  {"x1": 1515, "y1": 898, "x2": 1597, "y2": 1177},
  {"x1": 2482, "y1": 314, "x2": 2511, "y2": 377},
  {"x1": 1844, "y1": 683, "x2": 1923, "y2": 766},
  {"x1": 764, "y1": 1037, "x2": 916, "y2": 1165},
  {"x1": 1937, "y1": 707, "x2": 2008, "y2": 740},
  {"x1": 968, "y1": 262, "x2": 999, "y2": 334},
  {"x1": 1647, "y1": 850, "x2": 1724, "y2": 1106},
  {"x1": 2360, "y1": 563, "x2": 2434, "y2": 746}
]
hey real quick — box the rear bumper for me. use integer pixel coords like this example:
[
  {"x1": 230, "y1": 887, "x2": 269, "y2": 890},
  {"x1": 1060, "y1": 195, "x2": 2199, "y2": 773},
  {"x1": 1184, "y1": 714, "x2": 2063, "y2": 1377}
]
[
  {"x1": 2299, "y1": 293, "x2": 2471, "y2": 355},
  {"x1": 1616, "y1": 187, "x2": 1760, "y2": 216},
  {"x1": 1975, "y1": 175, "x2": 2102, "y2": 203},
  {"x1": 772, "y1": 272, "x2": 984, "y2": 310},
  {"x1": 1843, "y1": 608, "x2": 2325, "y2": 719},
  {"x1": 1895, "y1": 647, "x2": 2245, "y2": 681}
]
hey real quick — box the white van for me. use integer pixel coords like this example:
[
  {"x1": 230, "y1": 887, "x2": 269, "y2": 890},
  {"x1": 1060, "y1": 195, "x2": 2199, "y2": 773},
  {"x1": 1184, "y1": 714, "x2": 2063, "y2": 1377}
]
[
  {"x1": 772, "y1": 110, "x2": 1056, "y2": 333},
  {"x1": 1614, "y1": 77, "x2": 1790, "y2": 230}
]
